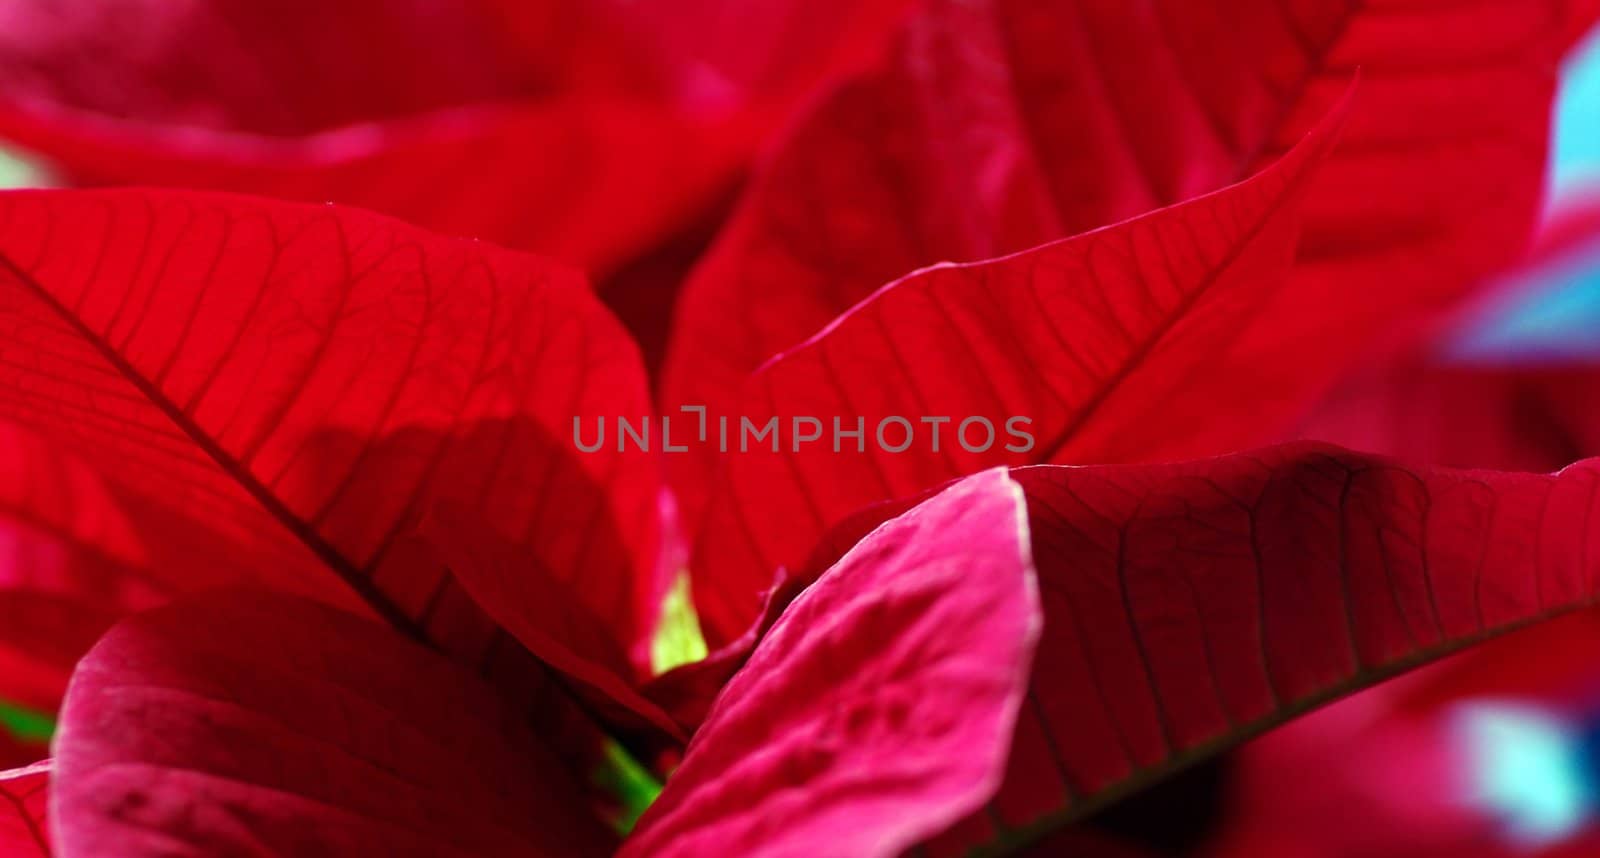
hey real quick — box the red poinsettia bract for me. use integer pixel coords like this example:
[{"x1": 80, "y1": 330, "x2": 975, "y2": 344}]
[{"x1": 0, "y1": 1, "x2": 1598, "y2": 856}]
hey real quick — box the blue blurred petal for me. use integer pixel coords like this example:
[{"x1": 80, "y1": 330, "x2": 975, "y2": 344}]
[
  {"x1": 1454, "y1": 701, "x2": 1593, "y2": 847},
  {"x1": 1554, "y1": 30, "x2": 1600, "y2": 199}
]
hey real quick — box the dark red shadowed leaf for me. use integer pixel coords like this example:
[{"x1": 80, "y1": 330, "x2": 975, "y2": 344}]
[
  {"x1": 661, "y1": 0, "x2": 1073, "y2": 528},
  {"x1": 0, "y1": 1, "x2": 752, "y2": 271},
  {"x1": 622, "y1": 0, "x2": 918, "y2": 109},
  {"x1": 0, "y1": 732, "x2": 41, "y2": 771},
  {"x1": 1294, "y1": 193, "x2": 1600, "y2": 472},
  {"x1": 0, "y1": 415, "x2": 343, "y2": 713},
  {"x1": 595, "y1": 192, "x2": 740, "y2": 381},
  {"x1": 0, "y1": 102, "x2": 753, "y2": 274},
  {"x1": 803, "y1": 443, "x2": 1600, "y2": 853},
  {"x1": 1298, "y1": 361, "x2": 1600, "y2": 473},
  {"x1": 1011, "y1": 827, "x2": 1165, "y2": 858},
  {"x1": 0, "y1": 760, "x2": 49, "y2": 858},
  {"x1": 689, "y1": 91, "x2": 1346, "y2": 641},
  {"x1": 0, "y1": 0, "x2": 655, "y2": 136},
  {"x1": 0, "y1": 188, "x2": 663, "y2": 695},
  {"x1": 0, "y1": 418, "x2": 164, "y2": 712},
  {"x1": 664, "y1": 0, "x2": 1586, "y2": 526},
  {"x1": 420, "y1": 503, "x2": 687, "y2": 741},
  {"x1": 1386, "y1": 604, "x2": 1600, "y2": 714},
  {"x1": 53, "y1": 591, "x2": 613, "y2": 857},
  {"x1": 1210, "y1": 611, "x2": 1600, "y2": 858},
  {"x1": 622, "y1": 469, "x2": 1040, "y2": 858}
]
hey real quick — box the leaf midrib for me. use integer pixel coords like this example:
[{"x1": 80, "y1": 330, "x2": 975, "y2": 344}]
[
  {"x1": 0, "y1": 248, "x2": 425, "y2": 641},
  {"x1": 975, "y1": 598, "x2": 1598, "y2": 856}
]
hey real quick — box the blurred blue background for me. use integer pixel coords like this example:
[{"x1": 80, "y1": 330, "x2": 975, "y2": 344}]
[
  {"x1": 1554, "y1": 30, "x2": 1600, "y2": 199},
  {"x1": 1439, "y1": 29, "x2": 1600, "y2": 361}
]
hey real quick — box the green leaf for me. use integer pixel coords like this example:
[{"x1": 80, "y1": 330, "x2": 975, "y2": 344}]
[
  {"x1": 651, "y1": 572, "x2": 708, "y2": 675},
  {"x1": 0, "y1": 700, "x2": 54, "y2": 743},
  {"x1": 593, "y1": 740, "x2": 663, "y2": 834}
]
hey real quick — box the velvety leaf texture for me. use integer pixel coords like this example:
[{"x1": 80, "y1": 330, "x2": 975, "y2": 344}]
[
  {"x1": 809, "y1": 443, "x2": 1600, "y2": 852},
  {"x1": 665, "y1": 0, "x2": 1584, "y2": 527},
  {"x1": 691, "y1": 92, "x2": 1345, "y2": 641},
  {"x1": 0, "y1": 188, "x2": 661, "y2": 678},
  {"x1": 623, "y1": 469, "x2": 1041, "y2": 858},
  {"x1": 0, "y1": 760, "x2": 50, "y2": 858},
  {"x1": 54, "y1": 591, "x2": 612, "y2": 857}
]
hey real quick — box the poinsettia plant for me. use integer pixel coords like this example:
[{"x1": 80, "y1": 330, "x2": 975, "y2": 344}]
[{"x1": 2, "y1": 1, "x2": 1600, "y2": 856}]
